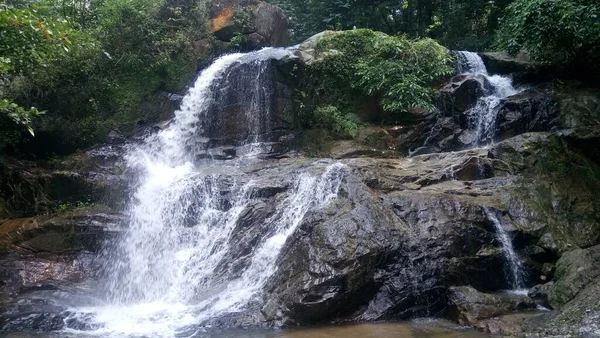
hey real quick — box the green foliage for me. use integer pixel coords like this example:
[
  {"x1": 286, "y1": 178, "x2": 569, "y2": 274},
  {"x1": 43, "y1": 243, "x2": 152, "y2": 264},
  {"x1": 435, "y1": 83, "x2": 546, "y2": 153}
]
[
  {"x1": 496, "y1": 0, "x2": 600, "y2": 65},
  {"x1": 0, "y1": 99, "x2": 45, "y2": 136},
  {"x1": 0, "y1": 5, "x2": 82, "y2": 73},
  {"x1": 269, "y1": 0, "x2": 510, "y2": 50},
  {"x1": 297, "y1": 30, "x2": 452, "y2": 138},
  {"x1": 352, "y1": 36, "x2": 454, "y2": 113},
  {"x1": 312, "y1": 105, "x2": 359, "y2": 139},
  {"x1": 1, "y1": 0, "x2": 213, "y2": 156},
  {"x1": 299, "y1": 30, "x2": 453, "y2": 133},
  {"x1": 230, "y1": 7, "x2": 253, "y2": 31}
]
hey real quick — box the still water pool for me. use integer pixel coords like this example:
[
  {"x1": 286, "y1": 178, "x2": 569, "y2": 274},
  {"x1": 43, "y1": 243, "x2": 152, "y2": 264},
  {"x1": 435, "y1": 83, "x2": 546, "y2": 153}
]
[{"x1": 1, "y1": 320, "x2": 487, "y2": 338}]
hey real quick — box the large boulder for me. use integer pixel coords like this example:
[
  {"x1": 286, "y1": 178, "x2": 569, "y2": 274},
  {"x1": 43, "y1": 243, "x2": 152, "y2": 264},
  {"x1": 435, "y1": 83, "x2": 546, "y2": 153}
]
[
  {"x1": 479, "y1": 52, "x2": 535, "y2": 76},
  {"x1": 496, "y1": 89, "x2": 560, "y2": 140},
  {"x1": 524, "y1": 246, "x2": 600, "y2": 337},
  {"x1": 438, "y1": 74, "x2": 493, "y2": 116},
  {"x1": 546, "y1": 246, "x2": 600, "y2": 309},
  {"x1": 295, "y1": 31, "x2": 343, "y2": 65},
  {"x1": 210, "y1": 0, "x2": 288, "y2": 49},
  {"x1": 448, "y1": 286, "x2": 536, "y2": 334},
  {"x1": 260, "y1": 146, "x2": 543, "y2": 326},
  {"x1": 495, "y1": 133, "x2": 600, "y2": 254}
]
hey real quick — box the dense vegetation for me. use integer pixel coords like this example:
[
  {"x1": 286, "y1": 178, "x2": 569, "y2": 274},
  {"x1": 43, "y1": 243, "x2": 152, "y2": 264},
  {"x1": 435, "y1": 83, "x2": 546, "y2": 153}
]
[
  {"x1": 270, "y1": 0, "x2": 513, "y2": 50},
  {"x1": 298, "y1": 30, "x2": 454, "y2": 137},
  {"x1": 1, "y1": 0, "x2": 211, "y2": 155},
  {"x1": 496, "y1": 0, "x2": 600, "y2": 66},
  {"x1": 1, "y1": 0, "x2": 599, "y2": 155}
]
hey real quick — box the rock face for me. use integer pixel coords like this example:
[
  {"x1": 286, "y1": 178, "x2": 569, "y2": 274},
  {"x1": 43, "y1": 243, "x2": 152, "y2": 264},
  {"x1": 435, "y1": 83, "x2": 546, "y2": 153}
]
[
  {"x1": 201, "y1": 52, "x2": 299, "y2": 147},
  {"x1": 403, "y1": 78, "x2": 600, "y2": 155},
  {"x1": 256, "y1": 130, "x2": 600, "y2": 328},
  {"x1": 210, "y1": 0, "x2": 288, "y2": 49},
  {"x1": 439, "y1": 74, "x2": 492, "y2": 116},
  {"x1": 524, "y1": 246, "x2": 600, "y2": 337},
  {"x1": 3, "y1": 126, "x2": 599, "y2": 333},
  {"x1": 1, "y1": 31, "x2": 600, "y2": 336}
]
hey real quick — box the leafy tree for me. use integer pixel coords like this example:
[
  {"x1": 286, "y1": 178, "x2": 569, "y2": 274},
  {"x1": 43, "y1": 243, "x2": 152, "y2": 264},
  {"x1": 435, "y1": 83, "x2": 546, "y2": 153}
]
[
  {"x1": 0, "y1": 4, "x2": 95, "y2": 148},
  {"x1": 496, "y1": 0, "x2": 600, "y2": 66},
  {"x1": 1, "y1": 0, "x2": 212, "y2": 155},
  {"x1": 269, "y1": 0, "x2": 510, "y2": 50}
]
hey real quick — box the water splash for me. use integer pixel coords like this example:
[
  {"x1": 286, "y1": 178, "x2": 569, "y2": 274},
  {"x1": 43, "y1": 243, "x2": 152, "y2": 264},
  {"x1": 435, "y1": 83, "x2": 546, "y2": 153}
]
[
  {"x1": 456, "y1": 51, "x2": 488, "y2": 75},
  {"x1": 60, "y1": 48, "x2": 347, "y2": 337}
]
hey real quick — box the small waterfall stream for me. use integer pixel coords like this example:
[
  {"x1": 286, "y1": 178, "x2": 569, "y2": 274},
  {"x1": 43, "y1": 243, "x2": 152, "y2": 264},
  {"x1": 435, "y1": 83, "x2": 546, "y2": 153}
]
[
  {"x1": 456, "y1": 53, "x2": 527, "y2": 292},
  {"x1": 484, "y1": 208, "x2": 526, "y2": 292},
  {"x1": 456, "y1": 51, "x2": 521, "y2": 146},
  {"x1": 63, "y1": 48, "x2": 347, "y2": 337}
]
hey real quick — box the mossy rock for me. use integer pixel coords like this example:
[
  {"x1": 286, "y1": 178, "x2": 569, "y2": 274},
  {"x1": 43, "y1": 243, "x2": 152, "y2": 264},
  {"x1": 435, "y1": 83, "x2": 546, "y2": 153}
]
[{"x1": 547, "y1": 245, "x2": 600, "y2": 309}]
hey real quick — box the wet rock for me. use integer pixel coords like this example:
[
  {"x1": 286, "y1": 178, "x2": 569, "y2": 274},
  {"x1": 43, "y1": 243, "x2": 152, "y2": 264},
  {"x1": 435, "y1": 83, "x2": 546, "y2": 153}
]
[
  {"x1": 524, "y1": 276, "x2": 600, "y2": 337},
  {"x1": 478, "y1": 312, "x2": 542, "y2": 335},
  {"x1": 496, "y1": 89, "x2": 560, "y2": 140},
  {"x1": 0, "y1": 254, "x2": 97, "y2": 295},
  {"x1": 438, "y1": 74, "x2": 492, "y2": 115},
  {"x1": 448, "y1": 286, "x2": 536, "y2": 328},
  {"x1": 201, "y1": 53, "x2": 298, "y2": 147},
  {"x1": 546, "y1": 245, "x2": 600, "y2": 309},
  {"x1": 0, "y1": 212, "x2": 125, "y2": 255},
  {"x1": 528, "y1": 283, "x2": 552, "y2": 308},
  {"x1": 106, "y1": 131, "x2": 125, "y2": 145},
  {"x1": 483, "y1": 132, "x2": 600, "y2": 253},
  {"x1": 260, "y1": 161, "x2": 516, "y2": 326}
]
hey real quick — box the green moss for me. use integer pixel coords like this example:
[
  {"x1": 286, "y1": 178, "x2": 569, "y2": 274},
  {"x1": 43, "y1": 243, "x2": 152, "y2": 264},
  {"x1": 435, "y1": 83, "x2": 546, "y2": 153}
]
[{"x1": 508, "y1": 136, "x2": 600, "y2": 251}]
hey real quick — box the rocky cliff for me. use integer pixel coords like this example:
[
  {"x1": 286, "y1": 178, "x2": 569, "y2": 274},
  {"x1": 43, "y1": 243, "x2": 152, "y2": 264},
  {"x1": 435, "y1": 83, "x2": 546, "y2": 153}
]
[{"x1": 0, "y1": 31, "x2": 599, "y2": 337}]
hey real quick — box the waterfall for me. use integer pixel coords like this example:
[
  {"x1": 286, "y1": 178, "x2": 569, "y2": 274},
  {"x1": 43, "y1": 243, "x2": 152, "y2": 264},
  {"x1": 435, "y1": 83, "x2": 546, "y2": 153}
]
[
  {"x1": 62, "y1": 48, "x2": 347, "y2": 337},
  {"x1": 457, "y1": 51, "x2": 488, "y2": 75},
  {"x1": 456, "y1": 51, "x2": 520, "y2": 146},
  {"x1": 484, "y1": 208, "x2": 526, "y2": 292}
]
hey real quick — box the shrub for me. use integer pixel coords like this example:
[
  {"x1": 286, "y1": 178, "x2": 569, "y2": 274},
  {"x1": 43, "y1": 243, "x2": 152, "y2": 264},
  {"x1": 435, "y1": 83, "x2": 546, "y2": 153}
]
[
  {"x1": 312, "y1": 105, "x2": 359, "y2": 139},
  {"x1": 298, "y1": 29, "x2": 454, "y2": 135}
]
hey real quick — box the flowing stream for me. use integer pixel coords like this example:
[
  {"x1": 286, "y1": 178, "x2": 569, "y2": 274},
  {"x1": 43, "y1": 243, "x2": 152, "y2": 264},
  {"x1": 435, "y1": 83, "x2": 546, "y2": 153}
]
[
  {"x1": 457, "y1": 52, "x2": 527, "y2": 291},
  {"x1": 484, "y1": 208, "x2": 526, "y2": 292},
  {"x1": 60, "y1": 48, "x2": 347, "y2": 337},
  {"x1": 456, "y1": 51, "x2": 521, "y2": 145}
]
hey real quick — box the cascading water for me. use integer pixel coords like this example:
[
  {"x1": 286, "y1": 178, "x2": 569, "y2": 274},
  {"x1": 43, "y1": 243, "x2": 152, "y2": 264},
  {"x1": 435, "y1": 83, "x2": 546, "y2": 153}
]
[
  {"x1": 456, "y1": 51, "x2": 521, "y2": 146},
  {"x1": 484, "y1": 208, "x2": 526, "y2": 292},
  {"x1": 62, "y1": 48, "x2": 347, "y2": 337}
]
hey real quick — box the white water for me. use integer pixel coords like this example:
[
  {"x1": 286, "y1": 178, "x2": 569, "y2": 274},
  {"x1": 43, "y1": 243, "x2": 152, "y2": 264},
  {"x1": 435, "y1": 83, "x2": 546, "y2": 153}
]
[
  {"x1": 456, "y1": 51, "x2": 521, "y2": 145},
  {"x1": 62, "y1": 48, "x2": 347, "y2": 337},
  {"x1": 484, "y1": 208, "x2": 526, "y2": 292}
]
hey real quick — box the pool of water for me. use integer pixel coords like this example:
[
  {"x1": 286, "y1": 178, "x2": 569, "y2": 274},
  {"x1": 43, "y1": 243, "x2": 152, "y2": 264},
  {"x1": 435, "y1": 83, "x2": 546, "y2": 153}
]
[{"x1": 0, "y1": 320, "x2": 487, "y2": 338}]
